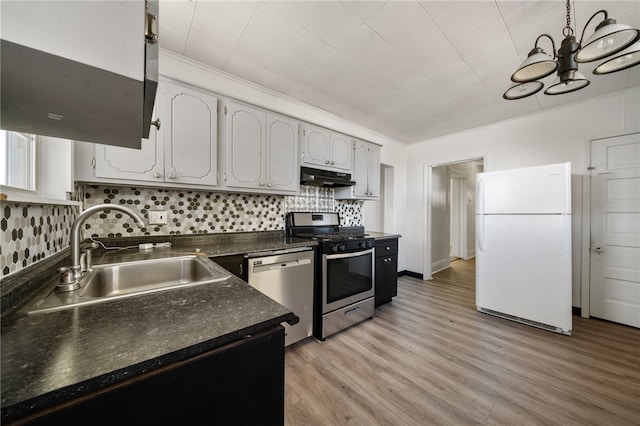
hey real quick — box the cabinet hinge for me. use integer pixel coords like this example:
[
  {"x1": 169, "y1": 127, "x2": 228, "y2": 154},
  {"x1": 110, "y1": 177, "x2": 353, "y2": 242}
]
[
  {"x1": 587, "y1": 166, "x2": 595, "y2": 170},
  {"x1": 303, "y1": 128, "x2": 306, "y2": 136},
  {"x1": 224, "y1": 106, "x2": 227, "y2": 115},
  {"x1": 91, "y1": 158, "x2": 96, "y2": 168},
  {"x1": 224, "y1": 173, "x2": 227, "y2": 181}
]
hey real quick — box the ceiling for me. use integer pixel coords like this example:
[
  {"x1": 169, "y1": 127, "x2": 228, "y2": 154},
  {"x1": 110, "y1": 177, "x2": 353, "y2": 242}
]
[{"x1": 159, "y1": 0, "x2": 640, "y2": 144}]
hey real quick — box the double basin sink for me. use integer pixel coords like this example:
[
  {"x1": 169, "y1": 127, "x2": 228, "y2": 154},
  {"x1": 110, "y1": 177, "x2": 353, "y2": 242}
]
[{"x1": 26, "y1": 255, "x2": 232, "y2": 314}]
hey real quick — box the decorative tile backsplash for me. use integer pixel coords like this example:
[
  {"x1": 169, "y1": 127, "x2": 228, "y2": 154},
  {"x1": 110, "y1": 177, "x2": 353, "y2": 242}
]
[
  {"x1": 1, "y1": 185, "x2": 363, "y2": 277},
  {"x1": 82, "y1": 185, "x2": 362, "y2": 238},
  {"x1": 1, "y1": 203, "x2": 79, "y2": 276}
]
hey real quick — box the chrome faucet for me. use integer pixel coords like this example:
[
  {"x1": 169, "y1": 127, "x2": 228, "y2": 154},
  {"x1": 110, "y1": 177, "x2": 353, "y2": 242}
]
[{"x1": 58, "y1": 204, "x2": 145, "y2": 292}]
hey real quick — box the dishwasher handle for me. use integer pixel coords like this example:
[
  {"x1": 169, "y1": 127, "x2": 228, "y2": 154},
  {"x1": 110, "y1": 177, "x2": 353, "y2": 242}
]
[{"x1": 250, "y1": 258, "x2": 311, "y2": 274}]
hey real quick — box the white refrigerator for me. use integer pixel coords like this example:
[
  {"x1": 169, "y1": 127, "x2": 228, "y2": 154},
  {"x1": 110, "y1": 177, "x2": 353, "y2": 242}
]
[{"x1": 476, "y1": 162, "x2": 572, "y2": 335}]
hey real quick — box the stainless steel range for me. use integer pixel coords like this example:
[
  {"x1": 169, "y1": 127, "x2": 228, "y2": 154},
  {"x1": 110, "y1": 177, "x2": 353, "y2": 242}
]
[{"x1": 286, "y1": 212, "x2": 375, "y2": 340}]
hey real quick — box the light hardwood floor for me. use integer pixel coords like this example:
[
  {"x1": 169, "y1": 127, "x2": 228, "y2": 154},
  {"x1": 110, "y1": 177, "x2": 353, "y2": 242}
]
[{"x1": 284, "y1": 259, "x2": 640, "y2": 425}]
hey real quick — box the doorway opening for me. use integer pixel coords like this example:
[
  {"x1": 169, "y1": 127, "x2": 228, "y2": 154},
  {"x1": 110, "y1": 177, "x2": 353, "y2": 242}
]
[{"x1": 424, "y1": 159, "x2": 483, "y2": 280}]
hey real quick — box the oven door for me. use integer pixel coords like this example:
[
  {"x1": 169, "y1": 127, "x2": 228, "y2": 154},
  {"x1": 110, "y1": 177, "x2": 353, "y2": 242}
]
[{"x1": 322, "y1": 248, "x2": 374, "y2": 313}]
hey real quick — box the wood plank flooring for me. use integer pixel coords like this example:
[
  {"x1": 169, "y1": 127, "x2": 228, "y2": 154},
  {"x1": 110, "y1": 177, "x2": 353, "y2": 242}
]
[{"x1": 284, "y1": 259, "x2": 640, "y2": 425}]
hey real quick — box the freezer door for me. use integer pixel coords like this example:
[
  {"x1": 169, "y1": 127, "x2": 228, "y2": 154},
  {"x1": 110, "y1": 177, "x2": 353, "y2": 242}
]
[
  {"x1": 477, "y1": 162, "x2": 571, "y2": 214},
  {"x1": 476, "y1": 214, "x2": 572, "y2": 332}
]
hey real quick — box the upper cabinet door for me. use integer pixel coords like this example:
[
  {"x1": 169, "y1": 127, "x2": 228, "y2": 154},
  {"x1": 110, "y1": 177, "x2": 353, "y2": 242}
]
[
  {"x1": 329, "y1": 132, "x2": 352, "y2": 172},
  {"x1": 266, "y1": 113, "x2": 299, "y2": 193},
  {"x1": 352, "y1": 140, "x2": 369, "y2": 197},
  {"x1": 367, "y1": 143, "x2": 381, "y2": 197},
  {"x1": 225, "y1": 101, "x2": 266, "y2": 189},
  {"x1": 302, "y1": 124, "x2": 331, "y2": 168},
  {"x1": 164, "y1": 81, "x2": 218, "y2": 186},
  {"x1": 334, "y1": 139, "x2": 381, "y2": 200},
  {"x1": 94, "y1": 92, "x2": 163, "y2": 183}
]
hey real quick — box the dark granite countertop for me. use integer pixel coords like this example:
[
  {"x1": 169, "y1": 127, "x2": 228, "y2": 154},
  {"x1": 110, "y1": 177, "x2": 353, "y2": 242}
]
[
  {"x1": 1, "y1": 231, "x2": 315, "y2": 422},
  {"x1": 366, "y1": 231, "x2": 402, "y2": 240}
]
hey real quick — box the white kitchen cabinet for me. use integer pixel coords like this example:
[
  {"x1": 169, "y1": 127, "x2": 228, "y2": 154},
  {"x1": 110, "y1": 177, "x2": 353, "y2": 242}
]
[
  {"x1": 301, "y1": 123, "x2": 352, "y2": 173},
  {"x1": 223, "y1": 101, "x2": 299, "y2": 194},
  {"x1": 164, "y1": 81, "x2": 218, "y2": 186},
  {"x1": 77, "y1": 80, "x2": 218, "y2": 187},
  {"x1": 1, "y1": 1, "x2": 158, "y2": 148},
  {"x1": 335, "y1": 140, "x2": 380, "y2": 200}
]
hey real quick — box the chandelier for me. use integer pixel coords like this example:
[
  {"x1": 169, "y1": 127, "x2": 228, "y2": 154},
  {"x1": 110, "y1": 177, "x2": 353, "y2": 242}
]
[{"x1": 504, "y1": 0, "x2": 640, "y2": 100}]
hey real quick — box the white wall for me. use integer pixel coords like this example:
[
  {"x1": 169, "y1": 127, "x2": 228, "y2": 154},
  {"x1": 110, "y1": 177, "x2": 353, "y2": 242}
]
[
  {"x1": 159, "y1": 50, "x2": 409, "y2": 270},
  {"x1": 406, "y1": 86, "x2": 640, "y2": 307}
]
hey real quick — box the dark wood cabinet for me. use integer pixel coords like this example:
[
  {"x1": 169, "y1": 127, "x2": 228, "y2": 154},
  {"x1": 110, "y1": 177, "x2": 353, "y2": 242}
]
[
  {"x1": 375, "y1": 238, "x2": 398, "y2": 307},
  {"x1": 20, "y1": 327, "x2": 285, "y2": 426},
  {"x1": 211, "y1": 253, "x2": 247, "y2": 280}
]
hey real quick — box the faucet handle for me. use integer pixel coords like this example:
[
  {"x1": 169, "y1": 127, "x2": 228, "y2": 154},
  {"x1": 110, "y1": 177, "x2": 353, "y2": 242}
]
[{"x1": 57, "y1": 267, "x2": 80, "y2": 292}]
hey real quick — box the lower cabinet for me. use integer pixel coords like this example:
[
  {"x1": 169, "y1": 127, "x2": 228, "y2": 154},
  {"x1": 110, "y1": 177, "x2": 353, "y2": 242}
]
[
  {"x1": 375, "y1": 238, "x2": 398, "y2": 307},
  {"x1": 211, "y1": 253, "x2": 247, "y2": 281},
  {"x1": 22, "y1": 327, "x2": 285, "y2": 425}
]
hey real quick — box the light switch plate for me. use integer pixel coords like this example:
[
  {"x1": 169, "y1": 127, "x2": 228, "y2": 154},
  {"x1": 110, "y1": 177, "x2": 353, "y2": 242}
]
[{"x1": 148, "y1": 210, "x2": 168, "y2": 225}]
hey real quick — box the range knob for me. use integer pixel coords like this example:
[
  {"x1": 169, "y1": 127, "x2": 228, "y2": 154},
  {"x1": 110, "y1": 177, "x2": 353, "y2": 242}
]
[
  {"x1": 359, "y1": 241, "x2": 366, "y2": 248},
  {"x1": 331, "y1": 245, "x2": 339, "y2": 253},
  {"x1": 339, "y1": 244, "x2": 346, "y2": 252},
  {"x1": 366, "y1": 241, "x2": 373, "y2": 249}
]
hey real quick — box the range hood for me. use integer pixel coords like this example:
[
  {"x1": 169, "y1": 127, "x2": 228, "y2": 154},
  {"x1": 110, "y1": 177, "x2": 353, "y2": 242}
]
[
  {"x1": 300, "y1": 167, "x2": 356, "y2": 187},
  {"x1": 0, "y1": 0, "x2": 158, "y2": 149}
]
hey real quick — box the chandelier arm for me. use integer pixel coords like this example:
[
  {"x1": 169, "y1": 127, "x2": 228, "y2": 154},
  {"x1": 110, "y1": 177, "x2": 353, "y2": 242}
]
[
  {"x1": 535, "y1": 34, "x2": 557, "y2": 58},
  {"x1": 578, "y1": 10, "x2": 609, "y2": 45}
]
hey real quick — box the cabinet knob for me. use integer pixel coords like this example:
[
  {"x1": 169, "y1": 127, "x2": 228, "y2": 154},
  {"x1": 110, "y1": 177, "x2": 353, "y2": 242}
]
[
  {"x1": 386, "y1": 246, "x2": 390, "y2": 251},
  {"x1": 153, "y1": 173, "x2": 161, "y2": 179},
  {"x1": 168, "y1": 174, "x2": 176, "y2": 179},
  {"x1": 267, "y1": 183, "x2": 272, "y2": 187},
  {"x1": 325, "y1": 160, "x2": 330, "y2": 164},
  {"x1": 259, "y1": 182, "x2": 265, "y2": 187},
  {"x1": 330, "y1": 161, "x2": 335, "y2": 165},
  {"x1": 151, "y1": 119, "x2": 161, "y2": 130}
]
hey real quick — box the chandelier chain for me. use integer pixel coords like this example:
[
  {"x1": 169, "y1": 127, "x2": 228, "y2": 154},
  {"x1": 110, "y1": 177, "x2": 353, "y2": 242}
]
[{"x1": 563, "y1": 0, "x2": 574, "y2": 37}]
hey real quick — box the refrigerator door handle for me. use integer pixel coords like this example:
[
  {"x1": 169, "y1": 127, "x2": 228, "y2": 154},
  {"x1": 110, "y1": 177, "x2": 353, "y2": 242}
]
[
  {"x1": 477, "y1": 176, "x2": 485, "y2": 214},
  {"x1": 478, "y1": 215, "x2": 484, "y2": 251}
]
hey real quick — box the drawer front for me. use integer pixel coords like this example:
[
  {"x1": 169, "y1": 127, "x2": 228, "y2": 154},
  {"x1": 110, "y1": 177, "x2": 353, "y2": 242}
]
[{"x1": 375, "y1": 239, "x2": 398, "y2": 257}]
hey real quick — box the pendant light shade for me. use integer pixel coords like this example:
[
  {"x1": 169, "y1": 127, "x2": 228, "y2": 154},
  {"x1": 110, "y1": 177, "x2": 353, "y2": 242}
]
[
  {"x1": 503, "y1": 81, "x2": 544, "y2": 100},
  {"x1": 504, "y1": 3, "x2": 639, "y2": 101},
  {"x1": 544, "y1": 72, "x2": 590, "y2": 95},
  {"x1": 593, "y1": 41, "x2": 640, "y2": 74},
  {"x1": 575, "y1": 18, "x2": 639, "y2": 63},
  {"x1": 511, "y1": 47, "x2": 558, "y2": 82}
]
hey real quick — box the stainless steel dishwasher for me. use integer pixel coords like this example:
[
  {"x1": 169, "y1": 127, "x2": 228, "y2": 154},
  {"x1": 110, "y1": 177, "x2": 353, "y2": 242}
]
[{"x1": 247, "y1": 247, "x2": 314, "y2": 347}]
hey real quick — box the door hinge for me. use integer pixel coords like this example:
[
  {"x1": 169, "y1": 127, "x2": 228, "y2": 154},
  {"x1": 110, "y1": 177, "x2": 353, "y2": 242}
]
[{"x1": 91, "y1": 158, "x2": 96, "y2": 168}]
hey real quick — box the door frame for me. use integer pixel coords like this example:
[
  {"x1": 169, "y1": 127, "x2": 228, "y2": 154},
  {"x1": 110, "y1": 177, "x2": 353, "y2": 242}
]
[
  {"x1": 580, "y1": 128, "x2": 640, "y2": 318},
  {"x1": 449, "y1": 170, "x2": 468, "y2": 260},
  {"x1": 423, "y1": 157, "x2": 484, "y2": 280}
]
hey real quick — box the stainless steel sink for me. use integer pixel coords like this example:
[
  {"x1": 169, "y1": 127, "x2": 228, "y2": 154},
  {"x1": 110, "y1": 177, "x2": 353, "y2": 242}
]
[{"x1": 26, "y1": 255, "x2": 232, "y2": 314}]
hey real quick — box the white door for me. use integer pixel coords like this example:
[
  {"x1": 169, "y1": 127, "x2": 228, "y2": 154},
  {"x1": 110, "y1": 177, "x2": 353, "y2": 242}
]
[
  {"x1": 590, "y1": 133, "x2": 640, "y2": 328},
  {"x1": 302, "y1": 124, "x2": 331, "y2": 168},
  {"x1": 225, "y1": 101, "x2": 265, "y2": 189},
  {"x1": 352, "y1": 140, "x2": 369, "y2": 197},
  {"x1": 367, "y1": 143, "x2": 381, "y2": 197},
  {"x1": 266, "y1": 113, "x2": 298, "y2": 193},
  {"x1": 164, "y1": 82, "x2": 218, "y2": 186},
  {"x1": 95, "y1": 99, "x2": 163, "y2": 182},
  {"x1": 329, "y1": 132, "x2": 352, "y2": 172}
]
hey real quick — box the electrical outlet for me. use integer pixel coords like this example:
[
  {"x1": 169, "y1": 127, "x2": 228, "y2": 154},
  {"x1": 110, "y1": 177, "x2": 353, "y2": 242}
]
[{"x1": 148, "y1": 210, "x2": 168, "y2": 225}]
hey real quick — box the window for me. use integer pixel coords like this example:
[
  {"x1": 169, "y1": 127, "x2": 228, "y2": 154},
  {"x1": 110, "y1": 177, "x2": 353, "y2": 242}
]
[
  {"x1": 0, "y1": 131, "x2": 78, "y2": 205},
  {"x1": 0, "y1": 130, "x2": 36, "y2": 191}
]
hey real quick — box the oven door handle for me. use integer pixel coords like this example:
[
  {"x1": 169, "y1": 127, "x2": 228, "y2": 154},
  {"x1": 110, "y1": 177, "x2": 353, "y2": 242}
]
[{"x1": 324, "y1": 248, "x2": 374, "y2": 260}]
